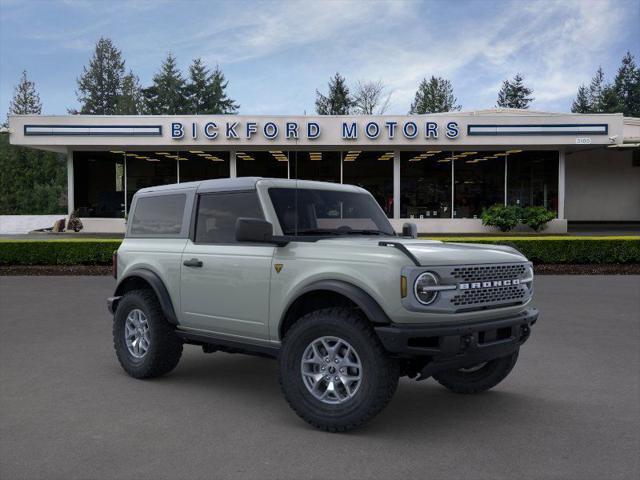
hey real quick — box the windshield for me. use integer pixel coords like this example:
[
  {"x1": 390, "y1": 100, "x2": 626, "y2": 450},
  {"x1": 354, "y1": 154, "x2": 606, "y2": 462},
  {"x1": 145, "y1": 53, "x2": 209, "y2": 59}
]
[{"x1": 268, "y1": 187, "x2": 396, "y2": 236}]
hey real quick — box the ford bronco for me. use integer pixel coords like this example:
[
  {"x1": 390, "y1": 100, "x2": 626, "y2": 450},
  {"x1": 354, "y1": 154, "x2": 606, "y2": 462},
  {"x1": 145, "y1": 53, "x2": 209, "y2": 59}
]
[{"x1": 108, "y1": 177, "x2": 537, "y2": 432}]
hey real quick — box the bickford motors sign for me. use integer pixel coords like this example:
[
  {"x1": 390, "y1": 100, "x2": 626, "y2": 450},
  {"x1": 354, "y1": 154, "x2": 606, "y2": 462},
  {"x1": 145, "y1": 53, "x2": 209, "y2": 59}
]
[{"x1": 171, "y1": 119, "x2": 461, "y2": 141}]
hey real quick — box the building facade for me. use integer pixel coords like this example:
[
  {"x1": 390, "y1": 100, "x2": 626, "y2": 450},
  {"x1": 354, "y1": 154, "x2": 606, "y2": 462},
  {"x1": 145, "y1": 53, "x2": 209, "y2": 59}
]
[{"x1": 8, "y1": 109, "x2": 640, "y2": 233}]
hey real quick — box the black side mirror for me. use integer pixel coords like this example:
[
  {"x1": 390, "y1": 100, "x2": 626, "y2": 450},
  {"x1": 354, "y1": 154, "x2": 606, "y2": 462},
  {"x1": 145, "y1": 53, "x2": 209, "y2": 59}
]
[
  {"x1": 402, "y1": 222, "x2": 418, "y2": 239},
  {"x1": 235, "y1": 217, "x2": 274, "y2": 243}
]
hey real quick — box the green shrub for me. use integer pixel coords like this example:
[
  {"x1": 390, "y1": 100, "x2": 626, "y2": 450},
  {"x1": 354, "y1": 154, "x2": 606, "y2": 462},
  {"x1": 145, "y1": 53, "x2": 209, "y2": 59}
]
[
  {"x1": 425, "y1": 237, "x2": 640, "y2": 264},
  {"x1": 0, "y1": 237, "x2": 638, "y2": 266},
  {"x1": 521, "y1": 206, "x2": 556, "y2": 232},
  {"x1": 0, "y1": 240, "x2": 121, "y2": 265},
  {"x1": 481, "y1": 205, "x2": 520, "y2": 232}
]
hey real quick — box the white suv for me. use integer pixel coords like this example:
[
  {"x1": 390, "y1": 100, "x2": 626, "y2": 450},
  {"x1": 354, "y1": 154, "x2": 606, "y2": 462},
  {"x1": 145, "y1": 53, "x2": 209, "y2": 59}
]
[{"x1": 108, "y1": 177, "x2": 537, "y2": 432}]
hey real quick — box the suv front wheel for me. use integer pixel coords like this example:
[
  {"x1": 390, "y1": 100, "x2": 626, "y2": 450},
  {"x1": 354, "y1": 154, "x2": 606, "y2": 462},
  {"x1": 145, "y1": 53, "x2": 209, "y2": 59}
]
[
  {"x1": 278, "y1": 308, "x2": 399, "y2": 432},
  {"x1": 113, "y1": 289, "x2": 183, "y2": 379}
]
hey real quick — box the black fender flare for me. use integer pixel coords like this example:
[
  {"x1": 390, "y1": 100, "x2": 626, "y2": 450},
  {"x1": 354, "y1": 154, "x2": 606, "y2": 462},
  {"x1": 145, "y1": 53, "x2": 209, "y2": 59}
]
[
  {"x1": 281, "y1": 279, "x2": 392, "y2": 331},
  {"x1": 113, "y1": 268, "x2": 178, "y2": 324}
]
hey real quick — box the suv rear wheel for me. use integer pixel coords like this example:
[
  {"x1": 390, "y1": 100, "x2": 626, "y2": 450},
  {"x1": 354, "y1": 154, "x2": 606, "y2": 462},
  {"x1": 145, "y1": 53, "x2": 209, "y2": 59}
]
[
  {"x1": 278, "y1": 307, "x2": 399, "y2": 432},
  {"x1": 113, "y1": 289, "x2": 183, "y2": 379},
  {"x1": 433, "y1": 350, "x2": 519, "y2": 394}
]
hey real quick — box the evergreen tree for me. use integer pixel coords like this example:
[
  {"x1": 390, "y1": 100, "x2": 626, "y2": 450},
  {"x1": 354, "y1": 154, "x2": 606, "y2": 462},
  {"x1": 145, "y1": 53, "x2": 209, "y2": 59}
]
[
  {"x1": 1, "y1": 71, "x2": 65, "y2": 214},
  {"x1": 186, "y1": 58, "x2": 209, "y2": 114},
  {"x1": 0, "y1": 134, "x2": 67, "y2": 215},
  {"x1": 207, "y1": 65, "x2": 239, "y2": 114},
  {"x1": 409, "y1": 76, "x2": 460, "y2": 114},
  {"x1": 571, "y1": 85, "x2": 591, "y2": 113},
  {"x1": 613, "y1": 51, "x2": 640, "y2": 117},
  {"x1": 116, "y1": 71, "x2": 144, "y2": 114},
  {"x1": 143, "y1": 53, "x2": 188, "y2": 114},
  {"x1": 75, "y1": 37, "x2": 126, "y2": 114},
  {"x1": 185, "y1": 59, "x2": 239, "y2": 114},
  {"x1": 315, "y1": 73, "x2": 353, "y2": 115},
  {"x1": 587, "y1": 67, "x2": 607, "y2": 112},
  {"x1": 8, "y1": 70, "x2": 42, "y2": 116},
  {"x1": 496, "y1": 73, "x2": 534, "y2": 109}
]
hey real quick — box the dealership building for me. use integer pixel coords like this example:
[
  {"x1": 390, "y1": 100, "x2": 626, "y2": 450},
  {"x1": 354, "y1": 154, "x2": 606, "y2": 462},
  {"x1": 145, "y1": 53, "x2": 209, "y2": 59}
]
[{"x1": 7, "y1": 109, "x2": 640, "y2": 233}]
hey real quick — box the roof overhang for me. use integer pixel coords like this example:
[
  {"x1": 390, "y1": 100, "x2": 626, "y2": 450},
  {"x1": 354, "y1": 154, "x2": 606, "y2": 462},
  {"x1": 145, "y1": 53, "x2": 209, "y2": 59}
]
[{"x1": 7, "y1": 112, "x2": 627, "y2": 153}]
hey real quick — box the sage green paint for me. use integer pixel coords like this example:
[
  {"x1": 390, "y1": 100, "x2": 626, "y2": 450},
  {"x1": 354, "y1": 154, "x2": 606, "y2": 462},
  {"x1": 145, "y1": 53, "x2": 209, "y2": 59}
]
[{"x1": 117, "y1": 179, "x2": 533, "y2": 346}]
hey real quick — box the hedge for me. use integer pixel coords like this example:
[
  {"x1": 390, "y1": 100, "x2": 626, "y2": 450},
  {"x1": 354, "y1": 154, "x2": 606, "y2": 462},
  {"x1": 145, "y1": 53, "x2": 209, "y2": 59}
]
[
  {"x1": 0, "y1": 237, "x2": 638, "y2": 266},
  {"x1": 0, "y1": 240, "x2": 121, "y2": 265},
  {"x1": 421, "y1": 236, "x2": 640, "y2": 264}
]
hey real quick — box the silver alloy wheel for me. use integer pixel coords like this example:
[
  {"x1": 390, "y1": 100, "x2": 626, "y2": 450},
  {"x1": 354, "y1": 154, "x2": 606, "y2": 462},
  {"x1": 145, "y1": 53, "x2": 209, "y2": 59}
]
[
  {"x1": 300, "y1": 336, "x2": 363, "y2": 405},
  {"x1": 125, "y1": 308, "x2": 151, "y2": 359}
]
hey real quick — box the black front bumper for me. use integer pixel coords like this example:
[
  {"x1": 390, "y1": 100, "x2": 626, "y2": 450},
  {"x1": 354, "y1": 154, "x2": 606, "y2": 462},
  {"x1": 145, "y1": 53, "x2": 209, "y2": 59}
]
[{"x1": 375, "y1": 308, "x2": 538, "y2": 379}]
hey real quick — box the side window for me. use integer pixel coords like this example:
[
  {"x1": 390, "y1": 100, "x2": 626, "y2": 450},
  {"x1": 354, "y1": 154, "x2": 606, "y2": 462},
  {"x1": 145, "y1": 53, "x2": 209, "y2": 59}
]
[
  {"x1": 130, "y1": 194, "x2": 186, "y2": 235},
  {"x1": 195, "y1": 191, "x2": 263, "y2": 244}
]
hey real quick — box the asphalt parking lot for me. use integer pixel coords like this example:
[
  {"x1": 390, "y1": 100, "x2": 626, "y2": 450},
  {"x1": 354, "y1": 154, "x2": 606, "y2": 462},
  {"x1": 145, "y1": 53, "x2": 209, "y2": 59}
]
[{"x1": 1, "y1": 276, "x2": 638, "y2": 480}]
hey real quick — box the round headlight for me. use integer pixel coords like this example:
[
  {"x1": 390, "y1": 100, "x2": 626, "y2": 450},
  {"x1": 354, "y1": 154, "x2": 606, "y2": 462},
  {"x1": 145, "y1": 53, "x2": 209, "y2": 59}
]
[{"x1": 414, "y1": 272, "x2": 439, "y2": 305}]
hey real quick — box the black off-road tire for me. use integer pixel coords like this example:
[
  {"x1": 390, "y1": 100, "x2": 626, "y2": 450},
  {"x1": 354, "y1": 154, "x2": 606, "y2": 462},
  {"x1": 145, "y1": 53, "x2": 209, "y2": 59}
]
[
  {"x1": 113, "y1": 289, "x2": 183, "y2": 379},
  {"x1": 433, "y1": 349, "x2": 519, "y2": 394},
  {"x1": 278, "y1": 307, "x2": 399, "y2": 432}
]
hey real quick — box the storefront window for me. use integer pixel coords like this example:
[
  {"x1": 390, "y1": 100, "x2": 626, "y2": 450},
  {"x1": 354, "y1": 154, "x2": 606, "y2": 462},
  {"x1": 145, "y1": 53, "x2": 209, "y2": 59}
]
[
  {"x1": 342, "y1": 150, "x2": 394, "y2": 217},
  {"x1": 74, "y1": 151, "x2": 125, "y2": 218},
  {"x1": 236, "y1": 150, "x2": 289, "y2": 178},
  {"x1": 125, "y1": 152, "x2": 177, "y2": 212},
  {"x1": 507, "y1": 150, "x2": 558, "y2": 212},
  {"x1": 290, "y1": 151, "x2": 341, "y2": 183},
  {"x1": 453, "y1": 151, "x2": 505, "y2": 218},
  {"x1": 176, "y1": 150, "x2": 230, "y2": 183},
  {"x1": 401, "y1": 151, "x2": 452, "y2": 218}
]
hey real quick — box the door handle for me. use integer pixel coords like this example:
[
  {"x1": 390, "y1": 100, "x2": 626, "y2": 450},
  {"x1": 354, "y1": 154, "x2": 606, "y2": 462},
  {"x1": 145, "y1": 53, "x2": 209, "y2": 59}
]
[{"x1": 183, "y1": 258, "x2": 203, "y2": 268}]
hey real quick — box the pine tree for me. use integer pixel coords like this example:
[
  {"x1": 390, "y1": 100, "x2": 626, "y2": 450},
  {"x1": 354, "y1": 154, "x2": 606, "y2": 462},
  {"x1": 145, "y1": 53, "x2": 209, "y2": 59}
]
[
  {"x1": 496, "y1": 74, "x2": 534, "y2": 109},
  {"x1": 185, "y1": 59, "x2": 239, "y2": 114},
  {"x1": 1, "y1": 73, "x2": 66, "y2": 214},
  {"x1": 315, "y1": 73, "x2": 353, "y2": 115},
  {"x1": 143, "y1": 53, "x2": 188, "y2": 114},
  {"x1": 186, "y1": 58, "x2": 209, "y2": 114},
  {"x1": 571, "y1": 85, "x2": 591, "y2": 113},
  {"x1": 116, "y1": 71, "x2": 144, "y2": 115},
  {"x1": 8, "y1": 70, "x2": 42, "y2": 116},
  {"x1": 207, "y1": 65, "x2": 239, "y2": 114},
  {"x1": 409, "y1": 76, "x2": 460, "y2": 114},
  {"x1": 587, "y1": 67, "x2": 607, "y2": 112},
  {"x1": 75, "y1": 37, "x2": 126, "y2": 114},
  {"x1": 613, "y1": 51, "x2": 640, "y2": 117}
]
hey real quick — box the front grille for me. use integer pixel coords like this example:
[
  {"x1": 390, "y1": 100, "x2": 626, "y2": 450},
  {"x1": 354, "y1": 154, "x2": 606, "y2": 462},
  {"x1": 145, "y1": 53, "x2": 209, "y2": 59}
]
[
  {"x1": 451, "y1": 285, "x2": 527, "y2": 307},
  {"x1": 451, "y1": 264, "x2": 527, "y2": 283}
]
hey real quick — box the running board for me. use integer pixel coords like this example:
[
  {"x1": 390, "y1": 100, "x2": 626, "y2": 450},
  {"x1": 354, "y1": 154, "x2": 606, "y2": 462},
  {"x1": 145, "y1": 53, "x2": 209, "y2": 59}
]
[{"x1": 176, "y1": 329, "x2": 280, "y2": 358}]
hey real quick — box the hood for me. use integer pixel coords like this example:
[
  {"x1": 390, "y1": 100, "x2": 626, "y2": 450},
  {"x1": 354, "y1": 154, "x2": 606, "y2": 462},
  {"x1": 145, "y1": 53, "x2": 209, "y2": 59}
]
[
  {"x1": 315, "y1": 237, "x2": 527, "y2": 266},
  {"x1": 400, "y1": 240, "x2": 526, "y2": 266}
]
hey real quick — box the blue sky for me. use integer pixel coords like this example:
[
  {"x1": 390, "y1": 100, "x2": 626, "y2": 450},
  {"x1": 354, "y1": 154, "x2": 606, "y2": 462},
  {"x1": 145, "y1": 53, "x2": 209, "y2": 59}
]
[{"x1": 1, "y1": 0, "x2": 638, "y2": 117}]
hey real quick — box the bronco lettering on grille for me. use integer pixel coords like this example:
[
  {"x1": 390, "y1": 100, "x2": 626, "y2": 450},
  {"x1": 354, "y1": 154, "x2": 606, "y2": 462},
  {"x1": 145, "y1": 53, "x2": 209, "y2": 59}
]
[{"x1": 459, "y1": 279, "x2": 521, "y2": 290}]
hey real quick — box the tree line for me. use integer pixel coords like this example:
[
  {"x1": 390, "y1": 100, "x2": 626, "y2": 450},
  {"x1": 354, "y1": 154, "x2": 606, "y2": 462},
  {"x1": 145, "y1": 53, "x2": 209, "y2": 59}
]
[
  {"x1": 71, "y1": 37, "x2": 239, "y2": 115},
  {"x1": 1, "y1": 37, "x2": 639, "y2": 216}
]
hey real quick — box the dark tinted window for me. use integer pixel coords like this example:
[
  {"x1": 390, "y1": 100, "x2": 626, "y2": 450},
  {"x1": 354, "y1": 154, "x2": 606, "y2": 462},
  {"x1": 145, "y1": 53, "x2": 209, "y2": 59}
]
[
  {"x1": 130, "y1": 194, "x2": 186, "y2": 235},
  {"x1": 195, "y1": 191, "x2": 263, "y2": 244},
  {"x1": 268, "y1": 188, "x2": 395, "y2": 236}
]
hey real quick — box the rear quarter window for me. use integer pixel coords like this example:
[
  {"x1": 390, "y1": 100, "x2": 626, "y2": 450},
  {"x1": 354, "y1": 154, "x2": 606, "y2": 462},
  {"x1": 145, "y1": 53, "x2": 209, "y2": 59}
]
[{"x1": 130, "y1": 194, "x2": 186, "y2": 235}]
